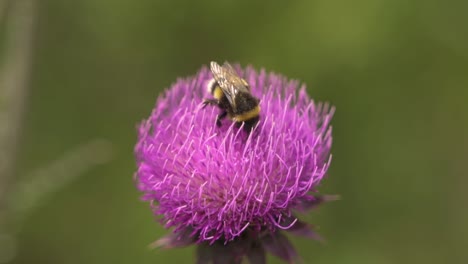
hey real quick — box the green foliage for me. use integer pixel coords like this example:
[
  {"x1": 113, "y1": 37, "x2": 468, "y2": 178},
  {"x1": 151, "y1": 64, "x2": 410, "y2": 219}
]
[{"x1": 6, "y1": 0, "x2": 468, "y2": 263}]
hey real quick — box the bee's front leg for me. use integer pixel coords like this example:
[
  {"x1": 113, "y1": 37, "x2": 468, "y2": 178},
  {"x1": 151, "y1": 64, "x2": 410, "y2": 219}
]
[
  {"x1": 202, "y1": 99, "x2": 218, "y2": 109},
  {"x1": 216, "y1": 111, "x2": 227, "y2": 127}
]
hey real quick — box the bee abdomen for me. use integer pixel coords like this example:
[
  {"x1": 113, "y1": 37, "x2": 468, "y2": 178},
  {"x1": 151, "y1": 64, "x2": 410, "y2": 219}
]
[{"x1": 232, "y1": 105, "x2": 261, "y2": 122}]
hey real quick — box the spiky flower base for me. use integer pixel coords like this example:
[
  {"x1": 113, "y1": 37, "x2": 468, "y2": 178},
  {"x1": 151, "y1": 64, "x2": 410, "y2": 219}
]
[
  {"x1": 152, "y1": 195, "x2": 337, "y2": 264},
  {"x1": 135, "y1": 63, "x2": 335, "y2": 263}
]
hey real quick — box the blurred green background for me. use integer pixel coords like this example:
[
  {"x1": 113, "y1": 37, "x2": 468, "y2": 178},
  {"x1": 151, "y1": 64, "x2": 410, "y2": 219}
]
[{"x1": 1, "y1": 0, "x2": 467, "y2": 263}]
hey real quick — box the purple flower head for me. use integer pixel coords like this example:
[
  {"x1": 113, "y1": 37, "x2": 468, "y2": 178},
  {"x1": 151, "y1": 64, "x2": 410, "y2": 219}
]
[{"x1": 135, "y1": 62, "x2": 336, "y2": 263}]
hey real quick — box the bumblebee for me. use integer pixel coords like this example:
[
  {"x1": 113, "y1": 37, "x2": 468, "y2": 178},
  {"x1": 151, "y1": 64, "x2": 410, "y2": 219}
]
[{"x1": 202, "y1": 61, "x2": 260, "y2": 132}]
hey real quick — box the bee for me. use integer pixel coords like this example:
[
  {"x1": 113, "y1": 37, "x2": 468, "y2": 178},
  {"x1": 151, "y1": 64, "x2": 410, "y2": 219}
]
[{"x1": 202, "y1": 61, "x2": 260, "y2": 132}]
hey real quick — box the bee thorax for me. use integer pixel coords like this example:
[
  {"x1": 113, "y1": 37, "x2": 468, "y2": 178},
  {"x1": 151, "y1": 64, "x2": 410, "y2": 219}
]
[{"x1": 206, "y1": 78, "x2": 218, "y2": 94}]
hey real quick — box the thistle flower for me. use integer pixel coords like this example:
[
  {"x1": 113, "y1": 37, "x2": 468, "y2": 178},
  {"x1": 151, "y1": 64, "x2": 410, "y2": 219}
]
[{"x1": 134, "y1": 63, "x2": 335, "y2": 263}]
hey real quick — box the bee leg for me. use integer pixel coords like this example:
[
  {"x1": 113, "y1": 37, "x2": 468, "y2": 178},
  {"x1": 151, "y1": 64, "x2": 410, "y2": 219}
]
[
  {"x1": 202, "y1": 99, "x2": 218, "y2": 109},
  {"x1": 216, "y1": 111, "x2": 227, "y2": 127}
]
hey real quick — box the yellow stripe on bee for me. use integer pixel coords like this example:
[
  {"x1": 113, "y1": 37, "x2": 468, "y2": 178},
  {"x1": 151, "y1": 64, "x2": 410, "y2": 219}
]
[
  {"x1": 213, "y1": 86, "x2": 224, "y2": 100},
  {"x1": 233, "y1": 106, "x2": 260, "y2": 122}
]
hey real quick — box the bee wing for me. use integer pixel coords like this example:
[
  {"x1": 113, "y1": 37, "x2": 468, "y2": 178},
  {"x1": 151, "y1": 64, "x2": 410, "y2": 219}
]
[
  {"x1": 220, "y1": 62, "x2": 251, "y2": 92},
  {"x1": 210, "y1": 61, "x2": 250, "y2": 111}
]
